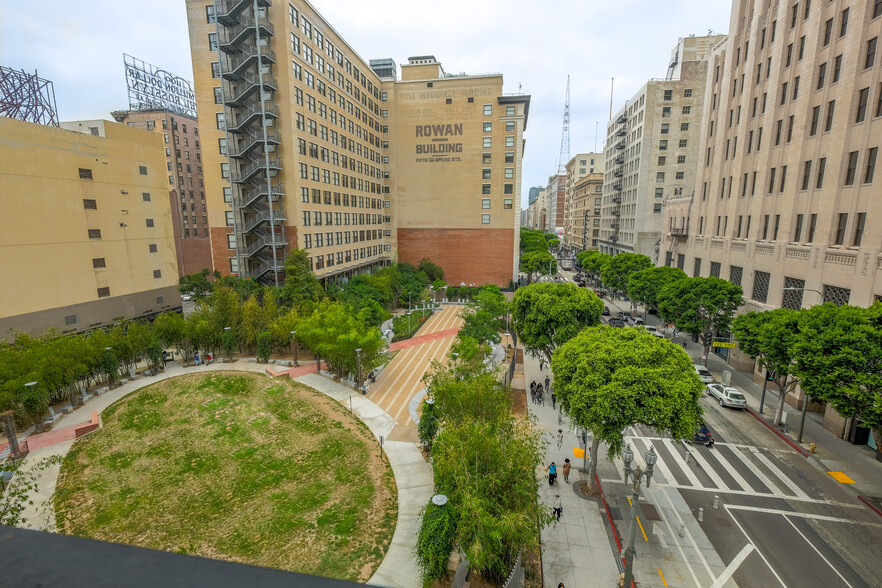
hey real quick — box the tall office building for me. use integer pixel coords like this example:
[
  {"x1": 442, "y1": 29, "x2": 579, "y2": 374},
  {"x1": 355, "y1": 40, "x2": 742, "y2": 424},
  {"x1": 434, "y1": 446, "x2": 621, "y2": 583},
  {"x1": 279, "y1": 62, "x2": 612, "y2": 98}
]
[
  {"x1": 662, "y1": 0, "x2": 881, "y2": 438},
  {"x1": 112, "y1": 109, "x2": 213, "y2": 276},
  {"x1": 186, "y1": 0, "x2": 528, "y2": 286},
  {"x1": 602, "y1": 35, "x2": 724, "y2": 264},
  {"x1": 0, "y1": 117, "x2": 180, "y2": 338},
  {"x1": 564, "y1": 173, "x2": 604, "y2": 253},
  {"x1": 562, "y1": 153, "x2": 603, "y2": 254},
  {"x1": 545, "y1": 173, "x2": 566, "y2": 237}
]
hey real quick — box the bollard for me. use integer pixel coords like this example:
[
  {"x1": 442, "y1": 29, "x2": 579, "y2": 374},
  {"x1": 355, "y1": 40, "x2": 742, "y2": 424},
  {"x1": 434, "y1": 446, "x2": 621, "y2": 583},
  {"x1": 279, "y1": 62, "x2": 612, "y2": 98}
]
[
  {"x1": 713, "y1": 495, "x2": 720, "y2": 510},
  {"x1": 809, "y1": 443, "x2": 818, "y2": 454},
  {"x1": 679, "y1": 524, "x2": 686, "y2": 537},
  {"x1": 698, "y1": 508, "x2": 704, "y2": 522}
]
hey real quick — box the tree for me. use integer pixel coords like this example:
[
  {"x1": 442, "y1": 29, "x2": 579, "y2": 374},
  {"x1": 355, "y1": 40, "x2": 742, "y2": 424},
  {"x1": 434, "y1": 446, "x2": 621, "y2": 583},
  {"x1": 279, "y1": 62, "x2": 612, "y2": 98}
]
[
  {"x1": 1, "y1": 455, "x2": 63, "y2": 528},
  {"x1": 178, "y1": 268, "x2": 215, "y2": 299},
  {"x1": 657, "y1": 276, "x2": 744, "y2": 365},
  {"x1": 732, "y1": 309, "x2": 801, "y2": 424},
  {"x1": 577, "y1": 250, "x2": 612, "y2": 276},
  {"x1": 552, "y1": 326, "x2": 704, "y2": 492},
  {"x1": 600, "y1": 252, "x2": 652, "y2": 293},
  {"x1": 792, "y1": 303, "x2": 882, "y2": 450},
  {"x1": 459, "y1": 286, "x2": 507, "y2": 345},
  {"x1": 627, "y1": 266, "x2": 687, "y2": 313},
  {"x1": 295, "y1": 302, "x2": 386, "y2": 379},
  {"x1": 511, "y1": 282, "x2": 603, "y2": 363},
  {"x1": 418, "y1": 258, "x2": 445, "y2": 283},
  {"x1": 279, "y1": 249, "x2": 324, "y2": 307},
  {"x1": 519, "y1": 250, "x2": 555, "y2": 284}
]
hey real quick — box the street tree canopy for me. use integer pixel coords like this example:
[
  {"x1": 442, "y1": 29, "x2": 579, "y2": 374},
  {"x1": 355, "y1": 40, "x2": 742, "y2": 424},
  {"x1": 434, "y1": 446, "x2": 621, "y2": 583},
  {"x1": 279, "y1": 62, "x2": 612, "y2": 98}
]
[
  {"x1": 552, "y1": 326, "x2": 704, "y2": 490},
  {"x1": 600, "y1": 253, "x2": 652, "y2": 292},
  {"x1": 459, "y1": 286, "x2": 508, "y2": 345},
  {"x1": 577, "y1": 250, "x2": 612, "y2": 275},
  {"x1": 792, "y1": 303, "x2": 882, "y2": 451},
  {"x1": 279, "y1": 249, "x2": 324, "y2": 307},
  {"x1": 627, "y1": 266, "x2": 687, "y2": 311},
  {"x1": 657, "y1": 276, "x2": 743, "y2": 365},
  {"x1": 519, "y1": 250, "x2": 556, "y2": 284},
  {"x1": 511, "y1": 282, "x2": 603, "y2": 363}
]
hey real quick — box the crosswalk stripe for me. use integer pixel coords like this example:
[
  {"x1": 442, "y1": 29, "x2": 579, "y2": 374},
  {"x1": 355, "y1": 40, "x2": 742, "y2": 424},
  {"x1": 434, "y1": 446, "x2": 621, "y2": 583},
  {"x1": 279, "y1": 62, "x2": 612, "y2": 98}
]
[
  {"x1": 727, "y1": 445, "x2": 788, "y2": 498},
  {"x1": 747, "y1": 446, "x2": 810, "y2": 499},
  {"x1": 661, "y1": 439, "x2": 703, "y2": 487},
  {"x1": 686, "y1": 443, "x2": 729, "y2": 490},
  {"x1": 709, "y1": 445, "x2": 753, "y2": 493}
]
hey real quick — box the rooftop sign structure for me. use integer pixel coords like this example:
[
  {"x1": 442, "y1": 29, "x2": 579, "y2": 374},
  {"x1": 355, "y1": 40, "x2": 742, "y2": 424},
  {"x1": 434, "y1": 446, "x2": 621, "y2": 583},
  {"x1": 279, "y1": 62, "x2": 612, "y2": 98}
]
[{"x1": 123, "y1": 53, "x2": 196, "y2": 118}]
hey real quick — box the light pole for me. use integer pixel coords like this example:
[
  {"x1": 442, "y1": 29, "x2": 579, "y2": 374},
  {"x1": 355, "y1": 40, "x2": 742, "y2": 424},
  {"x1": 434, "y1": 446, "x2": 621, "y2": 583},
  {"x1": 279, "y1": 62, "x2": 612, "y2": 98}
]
[
  {"x1": 290, "y1": 331, "x2": 299, "y2": 366},
  {"x1": 781, "y1": 287, "x2": 823, "y2": 443},
  {"x1": 621, "y1": 444, "x2": 657, "y2": 588},
  {"x1": 223, "y1": 326, "x2": 232, "y2": 360},
  {"x1": 355, "y1": 348, "x2": 364, "y2": 394}
]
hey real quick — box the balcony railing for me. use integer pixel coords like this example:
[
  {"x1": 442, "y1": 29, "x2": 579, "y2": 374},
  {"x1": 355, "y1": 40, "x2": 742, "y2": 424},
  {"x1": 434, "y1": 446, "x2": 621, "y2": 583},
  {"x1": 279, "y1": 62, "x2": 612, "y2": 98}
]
[
  {"x1": 615, "y1": 141, "x2": 626, "y2": 150},
  {"x1": 218, "y1": 15, "x2": 274, "y2": 51},
  {"x1": 222, "y1": 46, "x2": 276, "y2": 80}
]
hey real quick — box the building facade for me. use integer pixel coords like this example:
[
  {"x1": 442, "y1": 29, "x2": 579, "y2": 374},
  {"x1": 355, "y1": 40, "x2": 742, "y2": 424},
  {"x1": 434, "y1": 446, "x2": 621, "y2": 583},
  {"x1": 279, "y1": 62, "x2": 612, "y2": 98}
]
[
  {"x1": 564, "y1": 172, "x2": 604, "y2": 254},
  {"x1": 562, "y1": 153, "x2": 603, "y2": 254},
  {"x1": 545, "y1": 173, "x2": 566, "y2": 238},
  {"x1": 526, "y1": 186, "x2": 545, "y2": 229},
  {"x1": 0, "y1": 117, "x2": 180, "y2": 338},
  {"x1": 601, "y1": 35, "x2": 724, "y2": 264},
  {"x1": 662, "y1": 0, "x2": 882, "y2": 440},
  {"x1": 185, "y1": 0, "x2": 528, "y2": 287},
  {"x1": 112, "y1": 109, "x2": 213, "y2": 276}
]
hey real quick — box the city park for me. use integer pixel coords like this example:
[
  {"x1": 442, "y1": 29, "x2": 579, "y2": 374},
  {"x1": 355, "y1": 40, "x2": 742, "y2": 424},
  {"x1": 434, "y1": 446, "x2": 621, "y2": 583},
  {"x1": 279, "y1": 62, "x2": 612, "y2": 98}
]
[{"x1": 3, "y1": 233, "x2": 882, "y2": 587}]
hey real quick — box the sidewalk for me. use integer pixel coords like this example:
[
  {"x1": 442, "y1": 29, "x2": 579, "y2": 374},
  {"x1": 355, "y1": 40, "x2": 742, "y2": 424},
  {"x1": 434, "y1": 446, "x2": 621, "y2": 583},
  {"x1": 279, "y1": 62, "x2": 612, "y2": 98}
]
[
  {"x1": 602, "y1": 294, "x2": 882, "y2": 504},
  {"x1": 523, "y1": 350, "x2": 622, "y2": 588}
]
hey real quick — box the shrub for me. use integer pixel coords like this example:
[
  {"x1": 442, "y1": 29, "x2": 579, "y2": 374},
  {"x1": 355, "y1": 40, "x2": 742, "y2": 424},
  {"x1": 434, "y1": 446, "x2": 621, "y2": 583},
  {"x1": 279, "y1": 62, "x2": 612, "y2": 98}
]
[
  {"x1": 257, "y1": 332, "x2": 272, "y2": 362},
  {"x1": 415, "y1": 500, "x2": 457, "y2": 586}
]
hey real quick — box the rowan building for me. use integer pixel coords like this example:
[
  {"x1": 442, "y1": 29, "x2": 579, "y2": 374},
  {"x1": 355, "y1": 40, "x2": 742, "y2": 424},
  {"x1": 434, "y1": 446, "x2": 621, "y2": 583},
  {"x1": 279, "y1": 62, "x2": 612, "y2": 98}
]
[{"x1": 185, "y1": 0, "x2": 529, "y2": 286}]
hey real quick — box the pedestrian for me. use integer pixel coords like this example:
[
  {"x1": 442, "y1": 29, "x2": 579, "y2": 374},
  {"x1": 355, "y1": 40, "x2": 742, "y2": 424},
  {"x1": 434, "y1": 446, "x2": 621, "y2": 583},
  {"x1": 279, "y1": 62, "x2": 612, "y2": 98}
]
[
  {"x1": 551, "y1": 392, "x2": 557, "y2": 409},
  {"x1": 562, "y1": 458, "x2": 571, "y2": 483},
  {"x1": 552, "y1": 495, "x2": 562, "y2": 521},
  {"x1": 545, "y1": 461, "x2": 557, "y2": 485},
  {"x1": 558, "y1": 584, "x2": 565, "y2": 588},
  {"x1": 194, "y1": 352, "x2": 200, "y2": 366},
  {"x1": 556, "y1": 429, "x2": 564, "y2": 449},
  {"x1": 530, "y1": 386, "x2": 537, "y2": 404},
  {"x1": 545, "y1": 376, "x2": 550, "y2": 390},
  {"x1": 539, "y1": 359, "x2": 544, "y2": 371}
]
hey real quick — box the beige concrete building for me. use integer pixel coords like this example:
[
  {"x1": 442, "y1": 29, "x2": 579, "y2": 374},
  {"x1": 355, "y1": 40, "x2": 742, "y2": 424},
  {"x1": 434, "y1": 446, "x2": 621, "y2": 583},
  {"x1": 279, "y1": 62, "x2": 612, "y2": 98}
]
[
  {"x1": 185, "y1": 0, "x2": 528, "y2": 287},
  {"x1": 0, "y1": 117, "x2": 180, "y2": 338},
  {"x1": 602, "y1": 35, "x2": 725, "y2": 264},
  {"x1": 562, "y1": 153, "x2": 603, "y2": 254},
  {"x1": 545, "y1": 173, "x2": 566, "y2": 238},
  {"x1": 526, "y1": 186, "x2": 546, "y2": 230},
  {"x1": 663, "y1": 0, "x2": 882, "y2": 443},
  {"x1": 564, "y1": 173, "x2": 604, "y2": 253},
  {"x1": 111, "y1": 109, "x2": 213, "y2": 277}
]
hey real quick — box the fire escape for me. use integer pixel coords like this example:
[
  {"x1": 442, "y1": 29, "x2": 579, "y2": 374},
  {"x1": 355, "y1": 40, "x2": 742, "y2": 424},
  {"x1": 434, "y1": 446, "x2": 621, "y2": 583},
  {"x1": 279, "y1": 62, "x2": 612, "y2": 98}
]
[
  {"x1": 216, "y1": 0, "x2": 285, "y2": 285},
  {"x1": 610, "y1": 113, "x2": 627, "y2": 246}
]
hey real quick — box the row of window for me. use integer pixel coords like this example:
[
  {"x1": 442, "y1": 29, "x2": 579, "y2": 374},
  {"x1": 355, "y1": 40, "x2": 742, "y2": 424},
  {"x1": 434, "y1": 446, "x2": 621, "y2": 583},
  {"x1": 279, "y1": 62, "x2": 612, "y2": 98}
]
[
  {"x1": 296, "y1": 162, "x2": 386, "y2": 194},
  {"x1": 144, "y1": 117, "x2": 195, "y2": 135},
  {"x1": 295, "y1": 138, "x2": 386, "y2": 181},
  {"x1": 87, "y1": 221, "x2": 156, "y2": 240},
  {"x1": 302, "y1": 229, "x2": 388, "y2": 248},
  {"x1": 298, "y1": 188, "x2": 387, "y2": 209},
  {"x1": 309, "y1": 245, "x2": 389, "y2": 271},
  {"x1": 78, "y1": 166, "x2": 148, "y2": 179},
  {"x1": 689, "y1": 209, "x2": 868, "y2": 248},
  {"x1": 481, "y1": 199, "x2": 515, "y2": 210},
  {"x1": 299, "y1": 210, "x2": 387, "y2": 227}
]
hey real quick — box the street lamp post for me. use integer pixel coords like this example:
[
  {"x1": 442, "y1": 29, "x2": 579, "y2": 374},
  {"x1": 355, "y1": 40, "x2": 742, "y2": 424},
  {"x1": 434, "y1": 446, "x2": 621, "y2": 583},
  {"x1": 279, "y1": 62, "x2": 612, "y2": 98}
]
[
  {"x1": 621, "y1": 444, "x2": 658, "y2": 588},
  {"x1": 290, "y1": 331, "x2": 299, "y2": 367},
  {"x1": 355, "y1": 348, "x2": 363, "y2": 394},
  {"x1": 781, "y1": 287, "x2": 824, "y2": 443}
]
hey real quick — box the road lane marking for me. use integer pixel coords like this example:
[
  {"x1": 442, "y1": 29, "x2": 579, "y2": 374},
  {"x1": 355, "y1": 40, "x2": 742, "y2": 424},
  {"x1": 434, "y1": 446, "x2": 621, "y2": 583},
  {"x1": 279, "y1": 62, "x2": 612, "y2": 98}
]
[
  {"x1": 724, "y1": 504, "x2": 882, "y2": 527},
  {"x1": 727, "y1": 510, "x2": 787, "y2": 587},
  {"x1": 708, "y1": 445, "x2": 753, "y2": 493},
  {"x1": 626, "y1": 436, "x2": 675, "y2": 485},
  {"x1": 727, "y1": 445, "x2": 788, "y2": 498},
  {"x1": 626, "y1": 496, "x2": 648, "y2": 542},
  {"x1": 747, "y1": 447, "x2": 810, "y2": 499},
  {"x1": 658, "y1": 568, "x2": 668, "y2": 586},
  {"x1": 828, "y1": 471, "x2": 855, "y2": 483},
  {"x1": 663, "y1": 439, "x2": 703, "y2": 487},
  {"x1": 655, "y1": 486, "x2": 715, "y2": 586},
  {"x1": 709, "y1": 543, "x2": 754, "y2": 588},
  {"x1": 687, "y1": 443, "x2": 728, "y2": 490},
  {"x1": 783, "y1": 515, "x2": 855, "y2": 588}
]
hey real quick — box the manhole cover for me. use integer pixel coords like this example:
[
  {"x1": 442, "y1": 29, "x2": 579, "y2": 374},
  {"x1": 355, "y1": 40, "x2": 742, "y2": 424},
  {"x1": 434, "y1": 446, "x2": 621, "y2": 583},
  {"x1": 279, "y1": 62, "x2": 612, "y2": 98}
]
[{"x1": 716, "y1": 516, "x2": 732, "y2": 527}]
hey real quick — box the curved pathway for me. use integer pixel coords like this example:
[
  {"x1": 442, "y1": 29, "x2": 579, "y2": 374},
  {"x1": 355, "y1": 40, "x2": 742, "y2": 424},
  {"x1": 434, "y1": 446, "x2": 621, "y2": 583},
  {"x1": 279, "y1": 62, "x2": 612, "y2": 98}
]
[{"x1": 12, "y1": 361, "x2": 430, "y2": 588}]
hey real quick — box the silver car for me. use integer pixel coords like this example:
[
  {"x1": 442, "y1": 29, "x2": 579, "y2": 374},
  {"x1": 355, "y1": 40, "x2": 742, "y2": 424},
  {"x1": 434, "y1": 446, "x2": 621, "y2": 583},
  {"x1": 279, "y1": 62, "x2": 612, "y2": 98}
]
[{"x1": 706, "y1": 383, "x2": 747, "y2": 408}]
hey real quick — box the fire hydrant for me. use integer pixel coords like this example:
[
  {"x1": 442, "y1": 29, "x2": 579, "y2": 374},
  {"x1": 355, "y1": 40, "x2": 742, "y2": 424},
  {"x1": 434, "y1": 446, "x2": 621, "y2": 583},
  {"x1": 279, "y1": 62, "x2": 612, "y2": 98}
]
[{"x1": 809, "y1": 443, "x2": 818, "y2": 454}]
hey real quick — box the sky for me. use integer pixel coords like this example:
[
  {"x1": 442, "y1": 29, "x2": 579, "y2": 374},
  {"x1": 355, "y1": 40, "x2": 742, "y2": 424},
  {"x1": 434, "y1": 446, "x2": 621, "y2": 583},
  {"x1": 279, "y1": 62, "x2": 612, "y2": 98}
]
[{"x1": 1, "y1": 0, "x2": 732, "y2": 208}]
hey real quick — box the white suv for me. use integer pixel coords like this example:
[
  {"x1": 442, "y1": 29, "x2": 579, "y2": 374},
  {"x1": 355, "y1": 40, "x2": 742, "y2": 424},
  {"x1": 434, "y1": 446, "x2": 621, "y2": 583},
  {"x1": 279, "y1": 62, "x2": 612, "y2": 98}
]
[
  {"x1": 706, "y1": 383, "x2": 747, "y2": 408},
  {"x1": 693, "y1": 365, "x2": 714, "y2": 384},
  {"x1": 640, "y1": 325, "x2": 665, "y2": 338}
]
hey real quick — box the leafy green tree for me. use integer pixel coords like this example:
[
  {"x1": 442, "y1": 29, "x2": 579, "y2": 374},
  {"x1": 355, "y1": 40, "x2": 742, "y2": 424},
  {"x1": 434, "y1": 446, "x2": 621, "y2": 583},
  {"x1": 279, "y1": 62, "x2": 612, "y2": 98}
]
[
  {"x1": 178, "y1": 268, "x2": 215, "y2": 299},
  {"x1": 577, "y1": 250, "x2": 612, "y2": 276},
  {"x1": 732, "y1": 309, "x2": 801, "y2": 424},
  {"x1": 415, "y1": 500, "x2": 458, "y2": 586},
  {"x1": 295, "y1": 302, "x2": 386, "y2": 380},
  {"x1": 519, "y1": 250, "x2": 555, "y2": 284},
  {"x1": 151, "y1": 311, "x2": 185, "y2": 349},
  {"x1": 552, "y1": 326, "x2": 704, "y2": 491},
  {"x1": 520, "y1": 229, "x2": 550, "y2": 253},
  {"x1": 657, "y1": 276, "x2": 744, "y2": 365},
  {"x1": 600, "y1": 253, "x2": 652, "y2": 293},
  {"x1": 511, "y1": 282, "x2": 603, "y2": 363},
  {"x1": 418, "y1": 258, "x2": 445, "y2": 283},
  {"x1": 256, "y1": 332, "x2": 272, "y2": 362},
  {"x1": 791, "y1": 303, "x2": 882, "y2": 450},
  {"x1": 459, "y1": 286, "x2": 508, "y2": 345},
  {"x1": 279, "y1": 249, "x2": 324, "y2": 307},
  {"x1": 1, "y1": 455, "x2": 63, "y2": 528},
  {"x1": 627, "y1": 266, "x2": 687, "y2": 313}
]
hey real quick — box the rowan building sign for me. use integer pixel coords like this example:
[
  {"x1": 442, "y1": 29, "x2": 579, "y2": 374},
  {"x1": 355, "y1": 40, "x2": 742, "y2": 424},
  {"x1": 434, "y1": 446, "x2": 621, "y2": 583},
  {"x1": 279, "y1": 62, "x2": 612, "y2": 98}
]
[
  {"x1": 415, "y1": 123, "x2": 463, "y2": 158},
  {"x1": 123, "y1": 53, "x2": 197, "y2": 118}
]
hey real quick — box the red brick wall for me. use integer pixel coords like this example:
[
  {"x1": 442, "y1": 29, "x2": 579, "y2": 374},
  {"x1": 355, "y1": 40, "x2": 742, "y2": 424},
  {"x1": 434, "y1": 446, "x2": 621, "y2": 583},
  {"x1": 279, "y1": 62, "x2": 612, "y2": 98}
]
[
  {"x1": 397, "y1": 228, "x2": 514, "y2": 287},
  {"x1": 210, "y1": 226, "x2": 234, "y2": 275}
]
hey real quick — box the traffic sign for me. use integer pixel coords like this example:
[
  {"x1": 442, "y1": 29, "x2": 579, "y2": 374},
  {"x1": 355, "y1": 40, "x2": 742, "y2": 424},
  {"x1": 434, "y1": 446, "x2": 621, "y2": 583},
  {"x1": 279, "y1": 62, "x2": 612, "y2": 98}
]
[{"x1": 712, "y1": 341, "x2": 737, "y2": 348}]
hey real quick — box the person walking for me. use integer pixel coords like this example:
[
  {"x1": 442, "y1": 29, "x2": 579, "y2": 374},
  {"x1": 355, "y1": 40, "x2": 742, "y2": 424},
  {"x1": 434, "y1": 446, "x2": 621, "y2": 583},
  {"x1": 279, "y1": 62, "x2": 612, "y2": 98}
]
[
  {"x1": 562, "y1": 458, "x2": 571, "y2": 483},
  {"x1": 539, "y1": 359, "x2": 544, "y2": 371},
  {"x1": 530, "y1": 385, "x2": 537, "y2": 404},
  {"x1": 556, "y1": 429, "x2": 564, "y2": 449},
  {"x1": 545, "y1": 375, "x2": 550, "y2": 390},
  {"x1": 552, "y1": 495, "x2": 562, "y2": 521},
  {"x1": 545, "y1": 461, "x2": 557, "y2": 486},
  {"x1": 551, "y1": 392, "x2": 557, "y2": 410}
]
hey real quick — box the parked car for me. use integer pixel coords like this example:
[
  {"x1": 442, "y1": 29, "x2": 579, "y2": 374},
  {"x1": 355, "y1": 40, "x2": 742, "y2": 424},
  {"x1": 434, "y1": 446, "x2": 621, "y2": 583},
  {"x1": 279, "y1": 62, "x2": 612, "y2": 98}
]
[
  {"x1": 617, "y1": 311, "x2": 633, "y2": 321},
  {"x1": 181, "y1": 292, "x2": 193, "y2": 301},
  {"x1": 607, "y1": 318, "x2": 626, "y2": 328},
  {"x1": 689, "y1": 424, "x2": 715, "y2": 446},
  {"x1": 693, "y1": 365, "x2": 714, "y2": 384},
  {"x1": 628, "y1": 316, "x2": 645, "y2": 327},
  {"x1": 706, "y1": 383, "x2": 748, "y2": 409},
  {"x1": 640, "y1": 325, "x2": 665, "y2": 338},
  {"x1": 602, "y1": 306, "x2": 611, "y2": 316}
]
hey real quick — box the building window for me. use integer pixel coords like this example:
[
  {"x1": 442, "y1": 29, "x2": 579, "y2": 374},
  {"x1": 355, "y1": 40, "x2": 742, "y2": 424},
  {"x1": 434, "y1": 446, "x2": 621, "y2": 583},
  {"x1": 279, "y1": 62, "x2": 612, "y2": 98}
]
[
  {"x1": 504, "y1": 184, "x2": 513, "y2": 194},
  {"x1": 729, "y1": 265, "x2": 743, "y2": 287},
  {"x1": 823, "y1": 285, "x2": 851, "y2": 306},
  {"x1": 148, "y1": 243, "x2": 158, "y2": 253},
  {"x1": 97, "y1": 287, "x2": 111, "y2": 298},
  {"x1": 865, "y1": 147, "x2": 878, "y2": 183},
  {"x1": 825, "y1": 100, "x2": 835, "y2": 132},
  {"x1": 482, "y1": 214, "x2": 491, "y2": 224},
  {"x1": 675, "y1": 171, "x2": 684, "y2": 179},
  {"x1": 663, "y1": 89, "x2": 673, "y2": 100},
  {"x1": 142, "y1": 192, "x2": 151, "y2": 202},
  {"x1": 226, "y1": 211, "x2": 234, "y2": 226},
  {"x1": 656, "y1": 172, "x2": 665, "y2": 182},
  {"x1": 653, "y1": 203, "x2": 662, "y2": 213},
  {"x1": 844, "y1": 151, "x2": 859, "y2": 185},
  {"x1": 92, "y1": 257, "x2": 105, "y2": 268},
  {"x1": 153, "y1": 269, "x2": 162, "y2": 279},
  {"x1": 483, "y1": 104, "x2": 492, "y2": 116},
  {"x1": 834, "y1": 213, "x2": 849, "y2": 245},
  {"x1": 505, "y1": 136, "x2": 515, "y2": 148},
  {"x1": 504, "y1": 199, "x2": 513, "y2": 209},
  {"x1": 83, "y1": 199, "x2": 97, "y2": 210},
  {"x1": 659, "y1": 140, "x2": 667, "y2": 150},
  {"x1": 211, "y1": 62, "x2": 220, "y2": 78},
  {"x1": 78, "y1": 168, "x2": 93, "y2": 179},
  {"x1": 856, "y1": 88, "x2": 869, "y2": 123},
  {"x1": 782, "y1": 277, "x2": 805, "y2": 309},
  {"x1": 482, "y1": 184, "x2": 491, "y2": 194},
  {"x1": 483, "y1": 122, "x2": 492, "y2": 132},
  {"x1": 482, "y1": 198, "x2": 491, "y2": 209},
  {"x1": 853, "y1": 212, "x2": 867, "y2": 246},
  {"x1": 680, "y1": 122, "x2": 689, "y2": 131},
  {"x1": 693, "y1": 258, "x2": 702, "y2": 277},
  {"x1": 709, "y1": 262, "x2": 721, "y2": 278},
  {"x1": 866, "y1": 37, "x2": 878, "y2": 69},
  {"x1": 145, "y1": 218, "x2": 154, "y2": 228},
  {"x1": 483, "y1": 137, "x2": 492, "y2": 148},
  {"x1": 661, "y1": 123, "x2": 669, "y2": 134},
  {"x1": 752, "y1": 271, "x2": 770, "y2": 303},
  {"x1": 504, "y1": 168, "x2": 514, "y2": 179},
  {"x1": 88, "y1": 229, "x2": 101, "y2": 239}
]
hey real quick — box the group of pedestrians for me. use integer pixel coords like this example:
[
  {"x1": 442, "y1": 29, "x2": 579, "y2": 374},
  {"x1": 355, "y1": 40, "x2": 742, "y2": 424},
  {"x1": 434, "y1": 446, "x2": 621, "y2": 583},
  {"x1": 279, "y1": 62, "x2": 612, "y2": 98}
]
[{"x1": 530, "y1": 380, "x2": 546, "y2": 405}]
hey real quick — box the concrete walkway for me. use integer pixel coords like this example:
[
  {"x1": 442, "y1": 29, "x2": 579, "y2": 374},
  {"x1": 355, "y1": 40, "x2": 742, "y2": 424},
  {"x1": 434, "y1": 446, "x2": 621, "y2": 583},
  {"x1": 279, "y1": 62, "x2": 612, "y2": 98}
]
[
  {"x1": 523, "y1": 350, "x2": 622, "y2": 588},
  {"x1": 9, "y1": 361, "x2": 432, "y2": 588}
]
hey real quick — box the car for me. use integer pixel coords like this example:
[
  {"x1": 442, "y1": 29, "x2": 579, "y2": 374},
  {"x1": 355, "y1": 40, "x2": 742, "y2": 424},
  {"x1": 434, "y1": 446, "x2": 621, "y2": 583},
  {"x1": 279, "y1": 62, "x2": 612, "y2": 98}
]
[
  {"x1": 706, "y1": 383, "x2": 748, "y2": 408},
  {"x1": 689, "y1": 424, "x2": 715, "y2": 446},
  {"x1": 640, "y1": 325, "x2": 665, "y2": 338},
  {"x1": 628, "y1": 316, "x2": 645, "y2": 327},
  {"x1": 181, "y1": 293, "x2": 193, "y2": 301},
  {"x1": 602, "y1": 306, "x2": 611, "y2": 316},
  {"x1": 607, "y1": 318, "x2": 626, "y2": 328},
  {"x1": 693, "y1": 364, "x2": 714, "y2": 384},
  {"x1": 617, "y1": 311, "x2": 633, "y2": 321}
]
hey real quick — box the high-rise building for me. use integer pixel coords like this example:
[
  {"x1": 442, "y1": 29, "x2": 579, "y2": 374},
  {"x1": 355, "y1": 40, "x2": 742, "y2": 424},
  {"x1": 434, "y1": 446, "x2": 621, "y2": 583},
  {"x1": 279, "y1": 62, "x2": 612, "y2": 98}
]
[
  {"x1": 562, "y1": 153, "x2": 603, "y2": 254},
  {"x1": 111, "y1": 109, "x2": 213, "y2": 276},
  {"x1": 564, "y1": 173, "x2": 604, "y2": 254},
  {"x1": 0, "y1": 117, "x2": 180, "y2": 338},
  {"x1": 662, "y1": 0, "x2": 882, "y2": 437},
  {"x1": 602, "y1": 35, "x2": 725, "y2": 264},
  {"x1": 185, "y1": 0, "x2": 528, "y2": 287},
  {"x1": 545, "y1": 173, "x2": 566, "y2": 238}
]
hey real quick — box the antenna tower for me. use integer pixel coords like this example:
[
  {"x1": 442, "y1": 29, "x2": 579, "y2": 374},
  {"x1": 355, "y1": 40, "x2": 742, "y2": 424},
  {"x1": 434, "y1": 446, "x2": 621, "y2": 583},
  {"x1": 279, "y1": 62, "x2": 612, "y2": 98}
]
[{"x1": 557, "y1": 76, "x2": 570, "y2": 175}]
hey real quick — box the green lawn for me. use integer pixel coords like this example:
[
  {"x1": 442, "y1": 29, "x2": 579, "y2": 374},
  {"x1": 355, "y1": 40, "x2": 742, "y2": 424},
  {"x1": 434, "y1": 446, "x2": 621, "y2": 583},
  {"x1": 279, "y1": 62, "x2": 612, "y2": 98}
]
[{"x1": 55, "y1": 372, "x2": 397, "y2": 581}]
